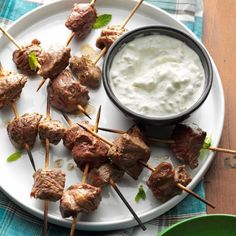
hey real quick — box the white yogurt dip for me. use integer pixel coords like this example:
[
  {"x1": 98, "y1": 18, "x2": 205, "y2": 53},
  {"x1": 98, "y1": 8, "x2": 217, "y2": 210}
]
[{"x1": 109, "y1": 35, "x2": 205, "y2": 118}]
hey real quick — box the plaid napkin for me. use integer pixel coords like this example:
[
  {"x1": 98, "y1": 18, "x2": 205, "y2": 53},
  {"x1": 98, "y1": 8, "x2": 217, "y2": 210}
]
[{"x1": 0, "y1": 0, "x2": 205, "y2": 235}]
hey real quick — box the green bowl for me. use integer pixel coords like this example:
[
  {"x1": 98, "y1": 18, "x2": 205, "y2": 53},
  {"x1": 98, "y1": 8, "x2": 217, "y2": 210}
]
[{"x1": 159, "y1": 214, "x2": 236, "y2": 236}]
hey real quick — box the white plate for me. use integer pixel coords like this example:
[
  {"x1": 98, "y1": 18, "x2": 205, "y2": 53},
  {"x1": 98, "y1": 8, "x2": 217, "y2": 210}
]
[{"x1": 0, "y1": 0, "x2": 224, "y2": 231}]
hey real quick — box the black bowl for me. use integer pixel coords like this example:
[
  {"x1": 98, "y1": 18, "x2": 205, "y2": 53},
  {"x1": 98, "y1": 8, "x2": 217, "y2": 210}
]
[{"x1": 102, "y1": 26, "x2": 213, "y2": 126}]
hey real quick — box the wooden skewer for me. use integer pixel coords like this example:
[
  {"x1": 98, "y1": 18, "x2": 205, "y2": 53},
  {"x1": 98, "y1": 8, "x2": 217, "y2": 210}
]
[
  {"x1": 0, "y1": 26, "x2": 22, "y2": 50},
  {"x1": 69, "y1": 215, "x2": 78, "y2": 236},
  {"x1": 93, "y1": 47, "x2": 107, "y2": 65},
  {"x1": 98, "y1": 127, "x2": 126, "y2": 134},
  {"x1": 90, "y1": 0, "x2": 97, "y2": 6},
  {"x1": 78, "y1": 105, "x2": 91, "y2": 120},
  {"x1": 93, "y1": 105, "x2": 101, "y2": 133},
  {"x1": 66, "y1": 32, "x2": 75, "y2": 47}
]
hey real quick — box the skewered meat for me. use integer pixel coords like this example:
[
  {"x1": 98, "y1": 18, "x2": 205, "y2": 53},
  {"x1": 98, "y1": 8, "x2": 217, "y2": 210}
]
[
  {"x1": 0, "y1": 71, "x2": 27, "y2": 109},
  {"x1": 108, "y1": 125, "x2": 151, "y2": 180},
  {"x1": 71, "y1": 130, "x2": 109, "y2": 170},
  {"x1": 96, "y1": 25, "x2": 127, "y2": 50},
  {"x1": 38, "y1": 46, "x2": 71, "y2": 79},
  {"x1": 65, "y1": 3, "x2": 97, "y2": 40},
  {"x1": 48, "y1": 69, "x2": 89, "y2": 113},
  {"x1": 7, "y1": 113, "x2": 42, "y2": 149},
  {"x1": 88, "y1": 163, "x2": 124, "y2": 188},
  {"x1": 38, "y1": 118, "x2": 66, "y2": 145},
  {"x1": 31, "y1": 168, "x2": 65, "y2": 201},
  {"x1": 146, "y1": 162, "x2": 192, "y2": 202},
  {"x1": 171, "y1": 123, "x2": 206, "y2": 169},
  {"x1": 13, "y1": 39, "x2": 43, "y2": 75},
  {"x1": 70, "y1": 56, "x2": 101, "y2": 88},
  {"x1": 60, "y1": 183, "x2": 102, "y2": 218}
]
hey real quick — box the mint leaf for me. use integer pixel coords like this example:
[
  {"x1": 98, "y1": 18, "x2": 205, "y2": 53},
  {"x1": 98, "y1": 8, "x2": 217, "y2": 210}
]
[
  {"x1": 6, "y1": 151, "x2": 22, "y2": 162},
  {"x1": 202, "y1": 136, "x2": 212, "y2": 149},
  {"x1": 28, "y1": 51, "x2": 40, "y2": 71},
  {"x1": 135, "y1": 185, "x2": 146, "y2": 203},
  {"x1": 93, "y1": 14, "x2": 112, "y2": 29}
]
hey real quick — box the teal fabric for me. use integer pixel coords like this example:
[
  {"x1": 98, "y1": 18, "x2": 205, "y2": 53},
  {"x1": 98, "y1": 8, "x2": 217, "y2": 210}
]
[{"x1": 0, "y1": 0, "x2": 205, "y2": 235}]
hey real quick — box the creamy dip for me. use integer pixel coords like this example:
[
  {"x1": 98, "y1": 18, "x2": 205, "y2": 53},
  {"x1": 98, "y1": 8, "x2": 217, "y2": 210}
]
[{"x1": 109, "y1": 35, "x2": 205, "y2": 118}]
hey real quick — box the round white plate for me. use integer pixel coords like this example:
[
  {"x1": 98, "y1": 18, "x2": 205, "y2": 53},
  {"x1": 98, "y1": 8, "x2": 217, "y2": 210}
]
[{"x1": 0, "y1": 0, "x2": 224, "y2": 231}]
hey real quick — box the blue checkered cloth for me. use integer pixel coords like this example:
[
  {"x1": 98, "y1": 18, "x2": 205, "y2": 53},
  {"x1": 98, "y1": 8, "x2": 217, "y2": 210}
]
[{"x1": 0, "y1": 0, "x2": 205, "y2": 235}]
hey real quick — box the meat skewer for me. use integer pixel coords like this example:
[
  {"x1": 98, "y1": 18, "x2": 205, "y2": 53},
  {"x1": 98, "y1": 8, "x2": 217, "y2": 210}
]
[{"x1": 77, "y1": 123, "x2": 215, "y2": 208}]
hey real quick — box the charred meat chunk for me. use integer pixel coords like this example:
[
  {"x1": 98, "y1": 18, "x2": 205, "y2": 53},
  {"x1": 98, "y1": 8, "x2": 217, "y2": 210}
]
[
  {"x1": 96, "y1": 25, "x2": 127, "y2": 51},
  {"x1": 48, "y1": 69, "x2": 89, "y2": 113},
  {"x1": 88, "y1": 163, "x2": 124, "y2": 188},
  {"x1": 108, "y1": 125, "x2": 151, "y2": 180},
  {"x1": 0, "y1": 71, "x2": 27, "y2": 109},
  {"x1": 60, "y1": 183, "x2": 102, "y2": 218},
  {"x1": 171, "y1": 123, "x2": 206, "y2": 169},
  {"x1": 7, "y1": 113, "x2": 42, "y2": 149},
  {"x1": 146, "y1": 162, "x2": 192, "y2": 202},
  {"x1": 31, "y1": 168, "x2": 65, "y2": 201},
  {"x1": 70, "y1": 56, "x2": 101, "y2": 88},
  {"x1": 65, "y1": 3, "x2": 97, "y2": 40},
  {"x1": 13, "y1": 39, "x2": 43, "y2": 75},
  {"x1": 38, "y1": 46, "x2": 71, "y2": 79},
  {"x1": 38, "y1": 119, "x2": 66, "y2": 145}
]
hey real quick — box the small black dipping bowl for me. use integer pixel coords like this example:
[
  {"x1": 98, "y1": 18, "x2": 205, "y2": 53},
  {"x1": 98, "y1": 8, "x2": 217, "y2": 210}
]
[{"x1": 102, "y1": 26, "x2": 213, "y2": 126}]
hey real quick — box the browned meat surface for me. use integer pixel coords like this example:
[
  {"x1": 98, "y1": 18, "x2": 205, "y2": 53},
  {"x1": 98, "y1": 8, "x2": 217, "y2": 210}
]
[
  {"x1": 38, "y1": 46, "x2": 71, "y2": 79},
  {"x1": 48, "y1": 69, "x2": 89, "y2": 113},
  {"x1": 38, "y1": 119, "x2": 66, "y2": 145},
  {"x1": 96, "y1": 25, "x2": 127, "y2": 50},
  {"x1": 7, "y1": 113, "x2": 42, "y2": 149},
  {"x1": 171, "y1": 123, "x2": 206, "y2": 169},
  {"x1": 0, "y1": 71, "x2": 27, "y2": 109},
  {"x1": 65, "y1": 3, "x2": 97, "y2": 40},
  {"x1": 71, "y1": 130, "x2": 109, "y2": 171},
  {"x1": 12, "y1": 39, "x2": 43, "y2": 75},
  {"x1": 108, "y1": 125, "x2": 151, "y2": 180},
  {"x1": 88, "y1": 163, "x2": 124, "y2": 188},
  {"x1": 31, "y1": 168, "x2": 65, "y2": 201},
  {"x1": 60, "y1": 183, "x2": 102, "y2": 218},
  {"x1": 146, "y1": 162, "x2": 192, "y2": 202},
  {"x1": 70, "y1": 56, "x2": 101, "y2": 88}
]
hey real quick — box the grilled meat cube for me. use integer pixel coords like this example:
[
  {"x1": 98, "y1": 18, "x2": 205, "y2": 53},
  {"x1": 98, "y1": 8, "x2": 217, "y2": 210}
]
[
  {"x1": 31, "y1": 168, "x2": 65, "y2": 201},
  {"x1": 38, "y1": 118, "x2": 66, "y2": 145},
  {"x1": 96, "y1": 25, "x2": 127, "y2": 50},
  {"x1": 65, "y1": 3, "x2": 97, "y2": 40},
  {"x1": 12, "y1": 39, "x2": 43, "y2": 75},
  {"x1": 7, "y1": 113, "x2": 42, "y2": 149},
  {"x1": 146, "y1": 162, "x2": 192, "y2": 202},
  {"x1": 70, "y1": 56, "x2": 101, "y2": 88},
  {"x1": 108, "y1": 125, "x2": 151, "y2": 180},
  {"x1": 0, "y1": 71, "x2": 27, "y2": 109},
  {"x1": 48, "y1": 69, "x2": 89, "y2": 113},
  {"x1": 60, "y1": 183, "x2": 102, "y2": 218},
  {"x1": 38, "y1": 46, "x2": 71, "y2": 79},
  {"x1": 171, "y1": 123, "x2": 206, "y2": 169},
  {"x1": 88, "y1": 163, "x2": 124, "y2": 188}
]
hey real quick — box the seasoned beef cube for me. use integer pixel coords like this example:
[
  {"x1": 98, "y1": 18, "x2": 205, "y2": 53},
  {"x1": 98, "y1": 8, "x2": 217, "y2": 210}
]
[
  {"x1": 65, "y1": 4, "x2": 97, "y2": 40},
  {"x1": 48, "y1": 69, "x2": 89, "y2": 113},
  {"x1": 96, "y1": 25, "x2": 127, "y2": 51},
  {"x1": 88, "y1": 163, "x2": 124, "y2": 188},
  {"x1": 70, "y1": 56, "x2": 101, "y2": 88},
  {"x1": 146, "y1": 162, "x2": 192, "y2": 202},
  {"x1": 38, "y1": 46, "x2": 71, "y2": 79},
  {"x1": 38, "y1": 119, "x2": 65, "y2": 145},
  {"x1": 71, "y1": 130, "x2": 109, "y2": 171},
  {"x1": 7, "y1": 113, "x2": 42, "y2": 149},
  {"x1": 31, "y1": 168, "x2": 65, "y2": 201},
  {"x1": 0, "y1": 71, "x2": 27, "y2": 109},
  {"x1": 13, "y1": 39, "x2": 43, "y2": 75},
  {"x1": 171, "y1": 123, "x2": 206, "y2": 169},
  {"x1": 109, "y1": 125, "x2": 151, "y2": 180},
  {"x1": 60, "y1": 183, "x2": 102, "y2": 218}
]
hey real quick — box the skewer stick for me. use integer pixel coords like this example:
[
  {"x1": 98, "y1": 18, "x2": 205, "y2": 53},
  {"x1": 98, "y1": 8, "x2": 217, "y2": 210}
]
[
  {"x1": 0, "y1": 26, "x2": 22, "y2": 50},
  {"x1": 69, "y1": 215, "x2": 78, "y2": 236},
  {"x1": 90, "y1": 0, "x2": 97, "y2": 6},
  {"x1": 208, "y1": 146, "x2": 236, "y2": 154},
  {"x1": 93, "y1": 105, "x2": 101, "y2": 133},
  {"x1": 120, "y1": 0, "x2": 144, "y2": 29},
  {"x1": 36, "y1": 78, "x2": 47, "y2": 92},
  {"x1": 66, "y1": 32, "x2": 75, "y2": 47},
  {"x1": 24, "y1": 143, "x2": 36, "y2": 172},
  {"x1": 93, "y1": 47, "x2": 107, "y2": 65},
  {"x1": 61, "y1": 112, "x2": 73, "y2": 127},
  {"x1": 0, "y1": 61, "x2": 3, "y2": 76},
  {"x1": 98, "y1": 127, "x2": 126, "y2": 134},
  {"x1": 78, "y1": 105, "x2": 91, "y2": 120},
  {"x1": 82, "y1": 164, "x2": 90, "y2": 183},
  {"x1": 11, "y1": 102, "x2": 19, "y2": 118}
]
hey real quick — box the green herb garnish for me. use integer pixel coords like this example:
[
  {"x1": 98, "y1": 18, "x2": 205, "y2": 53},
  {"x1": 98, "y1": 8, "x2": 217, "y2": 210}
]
[
  {"x1": 93, "y1": 14, "x2": 112, "y2": 29},
  {"x1": 28, "y1": 51, "x2": 40, "y2": 71},
  {"x1": 202, "y1": 136, "x2": 212, "y2": 149},
  {"x1": 6, "y1": 151, "x2": 22, "y2": 162},
  {"x1": 135, "y1": 185, "x2": 146, "y2": 203}
]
